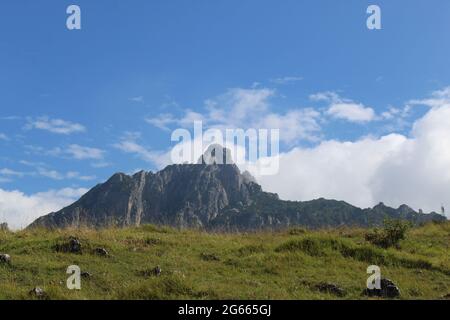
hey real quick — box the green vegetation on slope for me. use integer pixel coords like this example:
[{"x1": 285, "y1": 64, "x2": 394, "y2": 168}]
[{"x1": 0, "y1": 222, "x2": 449, "y2": 300}]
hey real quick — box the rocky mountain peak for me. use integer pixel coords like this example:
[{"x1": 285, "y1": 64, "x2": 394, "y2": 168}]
[
  {"x1": 398, "y1": 204, "x2": 415, "y2": 214},
  {"x1": 28, "y1": 157, "x2": 446, "y2": 230},
  {"x1": 197, "y1": 144, "x2": 234, "y2": 165}
]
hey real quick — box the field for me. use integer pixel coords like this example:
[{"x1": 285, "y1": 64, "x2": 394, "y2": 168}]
[{"x1": 0, "y1": 221, "x2": 449, "y2": 300}]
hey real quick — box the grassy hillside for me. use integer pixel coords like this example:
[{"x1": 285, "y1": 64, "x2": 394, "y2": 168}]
[{"x1": 0, "y1": 221, "x2": 448, "y2": 300}]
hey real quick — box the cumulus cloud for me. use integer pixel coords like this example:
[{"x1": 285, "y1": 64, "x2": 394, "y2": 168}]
[
  {"x1": 408, "y1": 86, "x2": 450, "y2": 108},
  {"x1": 256, "y1": 109, "x2": 322, "y2": 144},
  {"x1": 327, "y1": 103, "x2": 376, "y2": 122},
  {"x1": 311, "y1": 91, "x2": 376, "y2": 123},
  {"x1": 154, "y1": 87, "x2": 450, "y2": 215},
  {"x1": 0, "y1": 187, "x2": 88, "y2": 230},
  {"x1": 252, "y1": 88, "x2": 450, "y2": 214},
  {"x1": 25, "y1": 116, "x2": 86, "y2": 135},
  {"x1": 147, "y1": 88, "x2": 322, "y2": 144}
]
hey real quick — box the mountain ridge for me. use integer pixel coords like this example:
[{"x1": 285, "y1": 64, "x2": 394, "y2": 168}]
[{"x1": 28, "y1": 159, "x2": 446, "y2": 230}]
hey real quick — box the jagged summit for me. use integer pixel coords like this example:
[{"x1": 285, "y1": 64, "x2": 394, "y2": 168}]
[
  {"x1": 197, "y1": 144, "x2": 234, "y2": 165},
  {"x1": 28, "y1": 157, "x2": 446, "y2": 230}
]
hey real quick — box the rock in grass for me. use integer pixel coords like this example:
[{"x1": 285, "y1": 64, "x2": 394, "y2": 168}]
[
  {"x1": 200, "y1": 252, "x2": 220, "y2": 261},
  {"x1": 55, "y1": 237, "x2": 82, "y2": 254},
  {"x1": 139, "y1": 266, "x2": 162, "y2": 278},
  {"x1": 315, "y1": 282, "x2": 346, "y2": 297},
  {"x1": 29, "y1": 287, "x2": 48, "y2": 300},
  {"x1": 362, "y1": 278, "x2": 401, "y2": 298},
  {"x1": 94, "y1": 247, "x2": 109, "y2": 257},
  {"x1": 69, "y1": 237, "x2": 82, "y2": 253},
  {"x1": 0, "y1": 253, "x2": 11, "y2": 265}
]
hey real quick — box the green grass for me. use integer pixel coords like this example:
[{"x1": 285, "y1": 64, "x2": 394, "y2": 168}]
[{"x1": 0, "y1": 221, "x2": 448, "y2": 300}]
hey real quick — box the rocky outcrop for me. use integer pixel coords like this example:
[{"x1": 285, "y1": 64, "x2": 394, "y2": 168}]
[
  {"x1": 54, "y1": 237, "x2": 82, "y2": 254},
  {"x1": 29, "y1": 287, "x2": 48, "y2": 300},
  {"x1": 0, "y1": 223, "x2": 9, "y2": 232},
  {"x1": 93, "y1": 248, "x2": 109, "y2": 257},
  {"x1": 0, "y1": 253, "x2": 11, "y2": 265},
  {"x1": 28, "y1": 147, "x2": 447, "y2": 231},
  {"x1": 363, "y1": 278, "x2": 401, "y2": 298},
  {"x1": 315, "y1": 282, "x2": 346, "y2": 297}
]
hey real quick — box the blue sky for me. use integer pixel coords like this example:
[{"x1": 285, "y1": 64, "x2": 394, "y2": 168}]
[{"x1": 1, "y1": 1, "x2": 450, "y2": 228}]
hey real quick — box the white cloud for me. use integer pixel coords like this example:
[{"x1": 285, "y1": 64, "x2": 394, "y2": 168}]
[
  {"x1": 327, "y1": 103, "x2": 376, "y2": 122},
  {"x1": 145, "y1": 113, "x2": 179, "y2": 131},
  {"x1": 309, "y1": 91, "x2": 341, "y2": 103},
  {"x1": 147, "y1": 88, "x2": 322, "y2": 144},
  {"x1": 0, "y1": 168, "x2": 25, "y2": 177},
  {"x1": 25, "y1": 144, "x2": 105, "y2": 161},
  {"x1": 0, "y1": 187, "x2": 88, "y2": 230},
  {"x1": 66, "y1": 171, "x2": 96, "y2": 181},
  {"x1": 19, "y1": 160, "x2": 46, "y2": 167},
  {"x1": 311, "y1": 91, "x2": 376, "y2": 123},
  {"x1": 25, "y1": 116, "x2": 86, "y2": 135},
  {"x1": 209, "y1": 88, "x2": 274, "y2": 124},
  {"x1": 36, "y1": 168, "x2": 64, "y2": 180},
  {"x1": 0, "y1": 166, "x2": 96, "y2": 182},
  {"x1": 381, "y1": 107, "x2": 402, "y2": 120},
  {"x1": 90, "y1": 161, "x2": 112, "y2": 168},
  {"x1": 253, "y1": 134, "x2": 406, "y2": 209},
  {"x1": 270, "y1": 76, "x2": 303, "y2": 85},
  {"x1": 129, "y1": 96, "x2": 144, "y2": 103},
  {"x1": 257, "y1": 109, "x2": 322, "y2": 144},
  {"x1": 252, "y1": 88, "x2": 450, "y2": 214},
  {"x1": 379, "y1": 105, "x2": 412, "y2": 133},
  {"x1": 36, "y1": 167, "x2": 96, "y2": 181},
  {"x1": 0, "y1": 133, "x2": 9, "y2": 141},
  {"x1": 114, "y1": 133, "x2": 169, "y2": 168},
  {"x1": 408, "y1": 86, "x2": 450, "y2": 108},
  {"x1": 66, "y1": 144, "x2": 105, "y2": 160}
]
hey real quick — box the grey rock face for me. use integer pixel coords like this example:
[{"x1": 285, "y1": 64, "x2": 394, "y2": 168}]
[
  {"x1": 28, "y1": 148, "x2": 447, "y2": 231},
  {"x1": 30, "y1": 162, "x2": 261, "y2": 230},
  {"x1": 197, "y1": 144, "x2": 234, "y2": 165}
]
